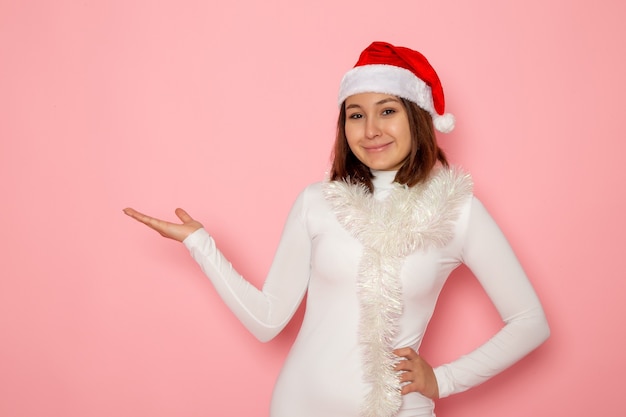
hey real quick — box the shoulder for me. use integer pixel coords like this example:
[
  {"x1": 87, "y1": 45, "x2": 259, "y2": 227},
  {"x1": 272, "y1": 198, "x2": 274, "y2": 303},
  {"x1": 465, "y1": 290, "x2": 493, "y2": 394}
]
[
  {"x1": 297, "y1": 180, "x2": 326, "y2": 201},
  {"x1": 427, "y1": 165, "x2": 473, "y2": 195},
  {"x1": 417, "y1": 165, "x2": 474, "y2": 221},
  {"x1": 289, "y1": 181, "x2": 331, "y2": 215},
  {"x1": 422, "y1": 166, "x2": 476, "y2": 247}
]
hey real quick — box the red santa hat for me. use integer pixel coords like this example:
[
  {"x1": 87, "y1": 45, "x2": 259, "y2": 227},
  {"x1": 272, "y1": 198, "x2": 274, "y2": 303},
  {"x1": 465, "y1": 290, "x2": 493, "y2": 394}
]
[{"x1": 338, "y1": 41, "x2": 455, "y2": 133}]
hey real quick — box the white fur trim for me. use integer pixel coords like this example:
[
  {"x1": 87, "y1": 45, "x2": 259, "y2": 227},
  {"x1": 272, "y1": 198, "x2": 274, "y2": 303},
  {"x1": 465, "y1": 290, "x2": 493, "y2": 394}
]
[
  {"x1": 338, "y1": 64, "x2": 455, "y2": 133},
  {"x1": 323, "y1": 167, "x2": 473, "y2": 417},
  {"x1": 434, "y1": 113, "x2": 455, "y2": 133},
  {"x1": 338, "y1": 65, "x2": 435, "y2": 113}
]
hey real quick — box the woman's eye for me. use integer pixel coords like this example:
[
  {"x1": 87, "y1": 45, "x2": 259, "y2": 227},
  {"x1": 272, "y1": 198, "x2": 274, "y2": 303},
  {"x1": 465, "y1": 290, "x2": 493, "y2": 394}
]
[
  {"x1": 348, "y1": 113, "x2": 363, "y2": 119},
  {"x1": 382, "y1": 109, "x2": 396, "y2": 115}
]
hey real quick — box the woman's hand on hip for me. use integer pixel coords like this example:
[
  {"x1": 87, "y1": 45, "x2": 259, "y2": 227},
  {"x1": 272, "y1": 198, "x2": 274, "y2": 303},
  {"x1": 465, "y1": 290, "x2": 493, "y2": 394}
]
[
  {"x1": 393, "y1": 347, "x2": 439, "y2": 400},
  {"x1": 123, "y1": 207, "x2": 203, "y2": 242}
]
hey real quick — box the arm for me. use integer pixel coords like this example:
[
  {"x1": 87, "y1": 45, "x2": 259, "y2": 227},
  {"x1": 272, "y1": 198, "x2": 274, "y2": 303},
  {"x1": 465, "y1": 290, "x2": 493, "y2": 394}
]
[
  {"x1": 124, "y1": 189, "x2": 312, "y2": 343},
  {"x1": 183, "y1": 191, "x2": 311, "y2": 342},
  {"x1": 433, "y1": 197, "x2": 550, "y2": 398}
]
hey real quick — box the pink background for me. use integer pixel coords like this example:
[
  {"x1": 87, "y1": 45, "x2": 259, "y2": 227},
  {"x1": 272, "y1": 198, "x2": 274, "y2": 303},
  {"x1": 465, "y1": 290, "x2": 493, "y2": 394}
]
[{"x1": 1, "y1": 1, "x2": 625, "y2": 416}]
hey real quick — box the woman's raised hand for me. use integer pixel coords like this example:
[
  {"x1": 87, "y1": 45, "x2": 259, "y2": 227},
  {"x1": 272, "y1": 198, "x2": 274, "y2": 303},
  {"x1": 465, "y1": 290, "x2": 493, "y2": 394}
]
[
  {"x1": 123, "y1": 207, "x2": 204, "y2": 242},
  {"x1": 394, "y1": 347, "x2": 440, "y2": 400}
]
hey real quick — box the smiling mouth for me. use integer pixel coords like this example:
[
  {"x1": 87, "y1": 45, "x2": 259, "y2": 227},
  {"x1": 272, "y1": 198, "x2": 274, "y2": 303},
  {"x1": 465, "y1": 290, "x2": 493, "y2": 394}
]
[{"x1": 364, "y1": 142, "x2": 392, "y2": 152}]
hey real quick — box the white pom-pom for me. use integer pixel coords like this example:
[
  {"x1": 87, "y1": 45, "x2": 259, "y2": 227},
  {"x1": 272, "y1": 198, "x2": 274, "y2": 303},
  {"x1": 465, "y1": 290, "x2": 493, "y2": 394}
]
[{"x1": 433, "y1": 113, "x2": 455, "y2": 133}]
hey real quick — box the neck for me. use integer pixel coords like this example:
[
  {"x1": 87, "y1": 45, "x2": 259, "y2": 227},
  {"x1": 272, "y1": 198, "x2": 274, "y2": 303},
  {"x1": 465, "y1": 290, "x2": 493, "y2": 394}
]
[{"x1": 371, "y1": 169, "x2": 398, "y2": 188}]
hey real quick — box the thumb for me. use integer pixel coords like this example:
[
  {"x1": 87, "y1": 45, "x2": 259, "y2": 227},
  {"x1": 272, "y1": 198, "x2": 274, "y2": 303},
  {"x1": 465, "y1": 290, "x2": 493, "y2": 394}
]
[{"x1": 174, "y1": 208, "x2": 194, "y2": 223}]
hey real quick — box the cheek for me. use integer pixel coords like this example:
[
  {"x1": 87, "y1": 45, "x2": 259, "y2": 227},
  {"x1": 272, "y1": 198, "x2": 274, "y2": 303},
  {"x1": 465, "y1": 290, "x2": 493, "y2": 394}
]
[{"x1": 395, "y1": 125, "x2": 412, "y2": 151}]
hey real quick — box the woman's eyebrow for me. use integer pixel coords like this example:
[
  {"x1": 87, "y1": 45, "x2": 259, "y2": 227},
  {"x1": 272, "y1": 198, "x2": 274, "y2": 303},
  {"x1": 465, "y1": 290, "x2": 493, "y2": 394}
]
[
  {"x1": 346, "y1": 98, "x2": 401, "y2": 110},
  {"x1": 376, "y1": 97, "x2": 401, "y2": 105}
]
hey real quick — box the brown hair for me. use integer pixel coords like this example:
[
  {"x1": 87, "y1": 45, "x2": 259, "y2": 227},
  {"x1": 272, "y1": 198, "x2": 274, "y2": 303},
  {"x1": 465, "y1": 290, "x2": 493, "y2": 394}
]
[{"x1": 330, "y1": 97, "x2": 448, "y2": 191}]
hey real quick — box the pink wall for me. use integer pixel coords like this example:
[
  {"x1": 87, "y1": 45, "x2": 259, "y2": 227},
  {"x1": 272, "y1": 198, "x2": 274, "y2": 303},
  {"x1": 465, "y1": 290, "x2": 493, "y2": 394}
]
[{"x1": 1, "y1": 1, "x2": 624, "y2": 416}]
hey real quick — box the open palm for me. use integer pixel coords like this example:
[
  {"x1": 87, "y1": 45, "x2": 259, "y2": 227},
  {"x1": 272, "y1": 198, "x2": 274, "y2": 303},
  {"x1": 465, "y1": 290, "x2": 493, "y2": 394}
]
[{"x1": 123, "y1": 207, "x2": 203, "y2": 242}]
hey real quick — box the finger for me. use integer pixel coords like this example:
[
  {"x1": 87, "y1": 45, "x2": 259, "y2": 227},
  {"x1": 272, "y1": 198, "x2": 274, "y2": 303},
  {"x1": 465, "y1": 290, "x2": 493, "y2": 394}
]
[
  {"x1": 123, "y1": 207, "x2": 149, "y2": 223},
  {"x1": 123, "y1": 208, "x2": 171, "y2": 233},
  {"x1": 399, "y1": 376, "x2": 438, "y2": 398},
  {"x1": 398, "y1": 370, "x2": 414, "y2": 383},
  {"x1": 394, "y1": 360, "x2": 414, "y2": 372},
  {"x1": 393, "y1": 347, "x2": 418, "y2": 359},
  {"x1": 123, "y1": 207, "x2": 138, "y2": 217},
  {"x1": 174, "y1": 208, "x2": 194, "y2": 224},
  {"x1": 401, "y1": 383, "x2": 418, "y2": 396},
  {"x1": 124, "y1": 208, "x2": 156, "y2": 226}
]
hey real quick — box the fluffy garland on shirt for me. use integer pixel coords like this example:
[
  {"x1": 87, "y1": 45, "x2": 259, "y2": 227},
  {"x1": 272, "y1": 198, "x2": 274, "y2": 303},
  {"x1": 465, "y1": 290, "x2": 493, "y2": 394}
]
[{"x1": 323, "y1": 166, "x2": 473, "y2": 417}]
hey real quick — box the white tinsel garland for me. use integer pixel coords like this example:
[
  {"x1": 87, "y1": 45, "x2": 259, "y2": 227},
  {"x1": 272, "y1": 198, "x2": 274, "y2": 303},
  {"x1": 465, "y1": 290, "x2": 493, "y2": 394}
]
[{"x1": 323, "y1": 167, "x2": 473, "y2": 417}]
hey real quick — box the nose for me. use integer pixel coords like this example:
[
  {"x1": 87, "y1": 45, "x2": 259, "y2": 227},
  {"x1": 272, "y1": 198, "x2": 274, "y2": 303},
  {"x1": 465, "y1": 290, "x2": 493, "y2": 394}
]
[{"x1": 365, "y1": 116, "x2": 381, "y2": 139}]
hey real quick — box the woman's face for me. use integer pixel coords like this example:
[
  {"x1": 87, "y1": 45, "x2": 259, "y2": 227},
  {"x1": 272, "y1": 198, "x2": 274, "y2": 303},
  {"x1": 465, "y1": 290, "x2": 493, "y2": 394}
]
[{"x1": 344, "y1": 93, "x2": 412, "y2": 171}]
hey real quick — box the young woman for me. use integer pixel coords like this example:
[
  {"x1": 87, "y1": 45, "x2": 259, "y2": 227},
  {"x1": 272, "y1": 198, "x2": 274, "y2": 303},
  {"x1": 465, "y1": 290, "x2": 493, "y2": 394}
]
[{"x1": 124, "y1": 41, "x2": 549, "y2": 417}]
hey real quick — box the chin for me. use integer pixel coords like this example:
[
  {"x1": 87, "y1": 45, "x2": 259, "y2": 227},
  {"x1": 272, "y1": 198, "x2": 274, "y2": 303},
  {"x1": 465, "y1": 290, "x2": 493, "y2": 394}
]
[{"x1": 369, "y1": 163, "x2": 399, "y2": 171}]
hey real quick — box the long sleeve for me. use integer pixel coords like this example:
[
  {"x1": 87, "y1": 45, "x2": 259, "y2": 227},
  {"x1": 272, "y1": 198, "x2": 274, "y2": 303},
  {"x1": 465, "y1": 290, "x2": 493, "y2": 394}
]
[
  {"x1": 182, "y1": 190, "x2": 312, "y2": 342},
  {"x1": 433, "y1": 197, "x2": 550, "y2": 398}
]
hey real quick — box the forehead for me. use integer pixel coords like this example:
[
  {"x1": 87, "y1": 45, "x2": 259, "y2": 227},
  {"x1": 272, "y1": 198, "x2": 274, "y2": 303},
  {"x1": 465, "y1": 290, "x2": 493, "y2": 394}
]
[{"x1": 345, "y1": 92, "x2": 401, "y2": 107}]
